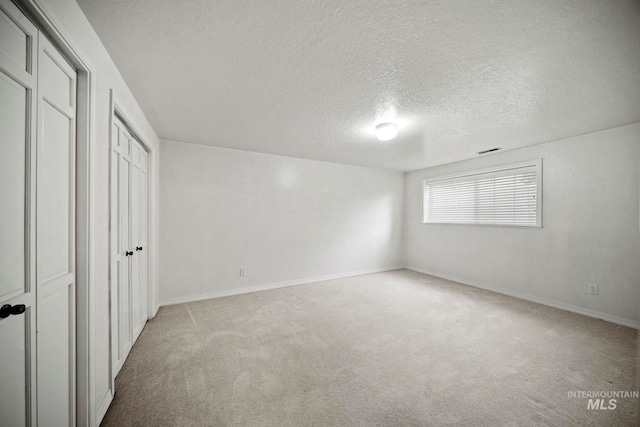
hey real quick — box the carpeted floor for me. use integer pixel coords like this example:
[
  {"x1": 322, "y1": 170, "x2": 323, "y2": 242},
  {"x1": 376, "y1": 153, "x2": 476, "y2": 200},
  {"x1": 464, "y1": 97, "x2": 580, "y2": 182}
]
[{"x1": 102, "y1": 269, "x2": 637, "y2": 426}]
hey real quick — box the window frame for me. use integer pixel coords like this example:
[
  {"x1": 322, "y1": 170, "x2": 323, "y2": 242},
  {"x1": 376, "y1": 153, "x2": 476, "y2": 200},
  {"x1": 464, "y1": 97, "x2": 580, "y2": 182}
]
[{"x1": 421, "y1": 159, "x2": 543, "y2": 228}]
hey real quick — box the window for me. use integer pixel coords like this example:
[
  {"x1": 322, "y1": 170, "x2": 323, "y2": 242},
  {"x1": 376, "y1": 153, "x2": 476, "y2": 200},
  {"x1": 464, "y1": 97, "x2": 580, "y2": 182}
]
[{"x1": 423, "y1": 159, "x2": 542, "y2": 227}]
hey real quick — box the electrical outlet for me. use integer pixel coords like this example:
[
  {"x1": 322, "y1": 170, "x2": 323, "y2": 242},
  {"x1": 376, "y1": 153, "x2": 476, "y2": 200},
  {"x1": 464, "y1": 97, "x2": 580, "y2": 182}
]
[
  {"x1": 588, "y1": 284, "x2": 599, "y2": 295},
  {"x1": 239, "y1": 268, "x2": 245, "y2": 277}
]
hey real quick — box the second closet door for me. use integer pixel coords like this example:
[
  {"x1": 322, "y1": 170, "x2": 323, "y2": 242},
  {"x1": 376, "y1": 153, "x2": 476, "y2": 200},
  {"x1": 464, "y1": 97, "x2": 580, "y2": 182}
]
[{"x1": 111, "y1": 117, "x2": 148, "y2": 376}]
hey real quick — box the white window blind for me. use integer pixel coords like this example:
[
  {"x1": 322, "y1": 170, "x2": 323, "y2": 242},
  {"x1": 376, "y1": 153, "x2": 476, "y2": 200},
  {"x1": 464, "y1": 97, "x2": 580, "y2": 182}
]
[{"x1": 423, "y1": 160, "x2": 542, "y2": 227}]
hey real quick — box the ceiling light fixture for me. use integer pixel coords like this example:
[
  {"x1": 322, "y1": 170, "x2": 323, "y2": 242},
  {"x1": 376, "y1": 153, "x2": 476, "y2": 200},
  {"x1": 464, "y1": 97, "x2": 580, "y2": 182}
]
[{"x1": 375, "y1": 122, "x2": 398, "y2": 141}]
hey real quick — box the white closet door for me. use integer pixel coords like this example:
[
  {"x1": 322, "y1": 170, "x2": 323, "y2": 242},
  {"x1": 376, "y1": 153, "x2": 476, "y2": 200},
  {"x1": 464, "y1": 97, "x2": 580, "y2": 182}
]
[
  {"x1": 119, "y1": 127, "x2": 133, "y2": 364},
  {"x1": 111, "y1": 117, "x2": 148, "y2": 377},
  {"x1": 110, "y1": 120, "x2": 124, "y2": 374},
  {"x1": 1, "y1": 3, "x2": 77, "y2": 425},
  {"x1": 36, "y1": 33, "x2": 77, "y2": 426},
  {"x1": 130, "y1": 141, "x2": 142, "y2": 339},
  {"x1": 130, "y1": 138, "x2": 148, "y2": 339},
  {"x1": 0, "y1": 1, "x2": 38, "y2": 425},
  {"x1": 138, "y1": 149, "x2": 148, "y2": 323}
]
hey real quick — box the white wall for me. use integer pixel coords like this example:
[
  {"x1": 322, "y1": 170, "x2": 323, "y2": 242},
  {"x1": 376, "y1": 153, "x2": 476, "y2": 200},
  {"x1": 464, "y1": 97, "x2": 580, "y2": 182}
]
[
  {"x1": 159, "y1": 140, "x2": 404, "y2": 304},
  {"x1": 405, "y1": 123, "x2": 640, "y2": 327},
  {"x1": 24, "y1": 0, "x2": 160, "y2": 424}
]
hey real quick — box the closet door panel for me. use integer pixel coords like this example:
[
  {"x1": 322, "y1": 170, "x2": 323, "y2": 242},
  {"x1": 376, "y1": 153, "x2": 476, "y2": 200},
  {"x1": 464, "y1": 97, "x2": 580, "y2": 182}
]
[
  {"x1": 37, "y1": 286, "x2": 71, "y2": 424},
  {"x1": 0, "y1": 18, "x2": 37, "y2": 421},
  {"x1": 110, "y1": 122, "x2": 123, "y2": 373},
  {"x1": 1, "y1": 2, "x2": 39, "y2": 425},
  {"x1": 118, "y1": 131, "x2": 132, "y2": 359},
  {"x1": 130, "y1": 143, "x2": 141, "y2": 338},
  {"x1": 0, "y1": 72, "x2": 27, "y2": 300},
  {"x1": 38, "y1": 101, "x2": 71, "y2": 281},
  {"x1": 36, "y1": 34, "x2": 76, "y2": 427},
  {"x1": 0, "y1": 0, "x2": 34, "y2": 79},
  {"x1": 140, "y1": 152, "x2": 148, "y2": 322}
]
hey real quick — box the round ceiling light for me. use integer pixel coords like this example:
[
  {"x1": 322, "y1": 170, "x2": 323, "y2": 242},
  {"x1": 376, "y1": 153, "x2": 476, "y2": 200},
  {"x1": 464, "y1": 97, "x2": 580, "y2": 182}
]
[{"x1": 375, "y1": 122, "x2": 398, "y2": 141}]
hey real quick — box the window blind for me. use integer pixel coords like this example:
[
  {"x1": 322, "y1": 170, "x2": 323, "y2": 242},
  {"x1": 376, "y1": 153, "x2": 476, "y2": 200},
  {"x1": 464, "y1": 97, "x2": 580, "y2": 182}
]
[{"x1": 423, "y1": 160, "x2": 541, "y2": 227}]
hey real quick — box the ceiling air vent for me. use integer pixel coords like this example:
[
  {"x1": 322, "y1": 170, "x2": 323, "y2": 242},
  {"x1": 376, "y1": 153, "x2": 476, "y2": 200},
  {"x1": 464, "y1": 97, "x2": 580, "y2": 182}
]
[{"x1": 477, "y1": 147, "x2": 501, "y2": 155}]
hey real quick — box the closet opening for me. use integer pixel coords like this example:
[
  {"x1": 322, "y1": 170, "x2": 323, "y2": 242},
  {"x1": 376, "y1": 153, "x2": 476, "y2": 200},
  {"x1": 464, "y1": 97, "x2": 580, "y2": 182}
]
[{"x1": 108, "y1": 97, "x2": 152, "y2": 387}]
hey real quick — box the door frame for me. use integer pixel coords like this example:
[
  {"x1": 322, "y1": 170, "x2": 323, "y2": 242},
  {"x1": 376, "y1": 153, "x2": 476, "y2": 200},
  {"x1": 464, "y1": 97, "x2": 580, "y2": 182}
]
[
  {"x1": 108, "y1": 89, "x2": 156, "y2": 393},
  {"x1": 15, "y1": 0, "x2": 96, "y2": 425}
]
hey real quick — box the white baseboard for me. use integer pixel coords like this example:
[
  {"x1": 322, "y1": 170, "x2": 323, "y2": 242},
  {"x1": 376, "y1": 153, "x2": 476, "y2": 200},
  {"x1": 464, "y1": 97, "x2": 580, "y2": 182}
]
[
  {"x1": 159, "y1": 266, "x2": 405, "y2": 307},
  {"x1": 405, "y1": 265, "x2": 639, "y2": 329},
  {"x1": 96, "y1": 389, "x2": 113, "y2": 426}
]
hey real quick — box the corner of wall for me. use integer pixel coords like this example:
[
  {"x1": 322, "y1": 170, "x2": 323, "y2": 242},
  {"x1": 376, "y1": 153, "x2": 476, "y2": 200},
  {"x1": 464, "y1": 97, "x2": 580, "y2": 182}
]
[{"x1": 402, "y1": 170, "x2": 409, "y2": 268}]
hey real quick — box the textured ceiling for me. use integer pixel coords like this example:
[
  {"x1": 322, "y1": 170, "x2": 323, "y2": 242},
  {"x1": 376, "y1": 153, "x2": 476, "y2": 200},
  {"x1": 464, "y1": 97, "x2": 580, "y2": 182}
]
[{"x1": 76, "y1": 0, "x2": 640, "y2": 171}]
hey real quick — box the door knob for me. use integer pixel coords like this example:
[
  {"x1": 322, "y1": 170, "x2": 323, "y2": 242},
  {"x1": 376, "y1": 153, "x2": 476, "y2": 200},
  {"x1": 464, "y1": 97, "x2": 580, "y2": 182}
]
[
  {"x1": 136, "y1": 246, "x2": 143, "y2": 251},
  {"x1": 125, "y1": 251, "x2": 134, "y2": 256},
  {"x1": 0, "y1": 304, "x2": 26, "y2": 319}
]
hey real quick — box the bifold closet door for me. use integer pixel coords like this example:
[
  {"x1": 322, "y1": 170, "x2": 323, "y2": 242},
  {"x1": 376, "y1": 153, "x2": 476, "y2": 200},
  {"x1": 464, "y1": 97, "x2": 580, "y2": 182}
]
[
  {"x1": 130, "y1": 139, "x2": 148, "y2": 338},
  {"x1": 137, "y1": 145, "x2": 148, "y2": 325},
  {"x1": 111, "y1": 117, "x2": 148, "y2": 377},
  {"x1": 111, "y1": 121, "x2": 132, "y2": 374},
  {"x1": 36, "y1": 31, "x2": 77, "y2": 427},
  {"x1": 0, "y1": 1, "x2": 77, "y2": 425},
  {"x1": 0, "y1": 1, "x2": 39, "y2": 424},
  {"x1": 131, "y1": 143, "x2": 140, "y2": 338}
]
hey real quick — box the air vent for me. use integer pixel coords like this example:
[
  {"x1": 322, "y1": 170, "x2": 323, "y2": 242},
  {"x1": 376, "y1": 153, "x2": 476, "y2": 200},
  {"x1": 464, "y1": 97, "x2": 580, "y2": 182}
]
[{"x1": 477, "y1": 147, "x2": 501, "y2": 155}]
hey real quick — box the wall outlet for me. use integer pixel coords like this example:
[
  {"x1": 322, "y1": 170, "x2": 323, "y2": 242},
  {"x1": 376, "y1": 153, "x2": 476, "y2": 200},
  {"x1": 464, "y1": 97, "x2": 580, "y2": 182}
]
[
  {"x1": 239, "y1": 268, "x2": 245, "y2": 277},
  {"x1": 588, "y1": 284, "x2": 599, "y2": 295}
]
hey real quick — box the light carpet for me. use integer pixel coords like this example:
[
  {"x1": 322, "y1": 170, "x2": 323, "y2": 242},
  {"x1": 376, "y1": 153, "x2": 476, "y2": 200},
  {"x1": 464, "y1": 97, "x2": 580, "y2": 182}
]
[{"x1": 102, "y1": 269, "x2": 637, "y2": 426}]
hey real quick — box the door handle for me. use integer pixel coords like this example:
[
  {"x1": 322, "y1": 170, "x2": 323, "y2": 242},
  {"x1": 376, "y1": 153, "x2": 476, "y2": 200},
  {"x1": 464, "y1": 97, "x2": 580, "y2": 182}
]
[
  {"x1": 136, "y1": 246, "x2": 143, "y2": 251},
  {"x1": 0, "y1": 304, "x2": 26, "y2": 319},
  {"x1": 125, "y1": 251, "x2": 134, "y2": 256}
]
